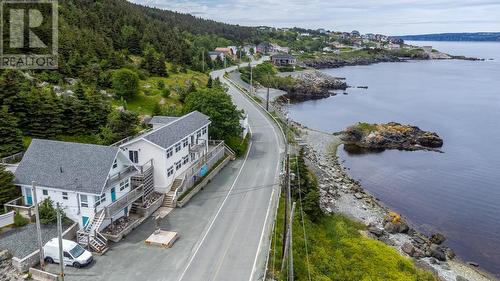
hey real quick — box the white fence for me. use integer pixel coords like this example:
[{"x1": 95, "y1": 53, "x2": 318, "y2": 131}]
[{"x1": 0, "y1": 211, "x2": 15, "y2": 228}]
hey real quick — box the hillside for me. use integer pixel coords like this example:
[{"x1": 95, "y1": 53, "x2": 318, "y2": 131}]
[{"x1": 397, "y1": 32, "x2": 500, "y2": 41}]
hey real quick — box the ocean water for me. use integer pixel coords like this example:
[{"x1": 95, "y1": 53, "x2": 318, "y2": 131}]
[{"x1": 288, "y1": 41, "x2": 500, "y2": 276}]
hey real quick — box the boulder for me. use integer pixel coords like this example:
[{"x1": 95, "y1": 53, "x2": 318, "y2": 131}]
[
  {"x1": 456, "y1": 276, "x2": 469, "y2": 281},
  {"x1": 467, "y1": 261, "x2": 479, "y2": 267},
  {"x1": 367, "y1": 226, "x2": 384, "y2": 237},
  {"x1": 430, "y1": 233, "x2": 446, "y2": 245},
  {"x1": 430, "y1": 244, "x2": 447, "y2": 261},
  {"x1": 401, "y1": 243, "x2": 415, "y2": 256}
]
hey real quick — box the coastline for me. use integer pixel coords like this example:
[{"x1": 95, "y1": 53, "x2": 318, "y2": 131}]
[{"x1": 293, "y1": 123, "x2": 498, "y2": 281}]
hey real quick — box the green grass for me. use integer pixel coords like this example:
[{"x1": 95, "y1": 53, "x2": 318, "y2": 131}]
[
  {"x1": 268, "y1": 197, "x2": 438, "y2": 281},
  {"x1": 355, "y1": 122, "x2": 377, "y2": 133},
  {"x1": 112, "y1": 70, "x2": 208, "y2": 115}
]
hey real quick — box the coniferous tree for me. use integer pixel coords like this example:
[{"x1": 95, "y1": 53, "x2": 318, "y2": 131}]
[
  {"x1": 0, "y1": 164, "x2": 19, "y2": 211},
  {"x1": 0, "y1": 106, "x2": 23, "y2": 157}
]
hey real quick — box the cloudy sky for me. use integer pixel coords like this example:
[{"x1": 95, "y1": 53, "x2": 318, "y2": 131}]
[{"x1": 131, "y1": 0, "x2": 500, "y2": 35}]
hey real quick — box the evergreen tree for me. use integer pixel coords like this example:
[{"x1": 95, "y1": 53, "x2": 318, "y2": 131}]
[
  {"x1": 207, "y1": 76, "x2": 213, "y2": 88},
  {"x1": 86, "y1": 89, "x2": 111, "y2": 132},
  {"x1": 22, "y1": 88, "x2": 63, "y2": 138},
  {"x1": 106, "y1": 110, "x2": 139, "y2": 140},
  {"x1": 0, "y1": 106, "x2": 23, "y2": 157},
  {"x1": 0, "y1": 164, "x2": 19, "y2": 211},
  {"x1": 0, "y1": 70, "x2": 28, "y2": 107}
]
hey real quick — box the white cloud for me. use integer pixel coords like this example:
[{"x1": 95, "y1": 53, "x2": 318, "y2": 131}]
[{"x1": 130, "y1": 0, "x2": 500, "y2": 35}]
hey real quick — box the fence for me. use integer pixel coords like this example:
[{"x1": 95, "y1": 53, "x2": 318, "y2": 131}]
[
  {"x1": 0, "y1": 211, "x2": 15, "y2": 228},
  {"x1": 176, "y1": 141, "x2": 227, "y2": 197},
  {"x1": 1, "y1": 151, "x2": 24, "y2": 164}
]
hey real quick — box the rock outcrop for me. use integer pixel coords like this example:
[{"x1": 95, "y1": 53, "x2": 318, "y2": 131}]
[
  {"x1": 281, "y1": 70, "x2": 347, "y2": 101},
  {"x1": 340, "y1": 122, "x2": 443, "y2": 152}
]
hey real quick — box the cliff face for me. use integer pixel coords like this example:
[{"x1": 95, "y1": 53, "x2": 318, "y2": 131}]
[{"x1": 340, "y1": 122, "x2": 443, "y2": 151}]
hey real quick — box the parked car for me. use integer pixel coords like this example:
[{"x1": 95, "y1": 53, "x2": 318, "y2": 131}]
[{"x1": 43, "y1": 238, "x2": 93, "y2": 268}]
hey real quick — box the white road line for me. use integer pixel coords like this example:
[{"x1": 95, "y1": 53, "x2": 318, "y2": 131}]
[{"x1": 177, "y1": 138, "x2": 254, "y2": 281}]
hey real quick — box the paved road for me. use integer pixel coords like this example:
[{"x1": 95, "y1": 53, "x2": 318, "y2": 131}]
[{"x1": 46, "y1": 61, "x2": 284, "y2": 281}]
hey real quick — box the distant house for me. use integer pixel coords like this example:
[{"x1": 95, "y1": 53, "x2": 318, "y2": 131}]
[
  {"x1": 270, "y1": 43, "x2": 289, "y2": 54},
  {"x1": 243, "y1": 44, "x2": 256, "y2": 55},
  {"x1": 271, "y1": 53, "x2": 297, "y2": 67},
  {"x1": 227, "y1": 46, "x2": 238, "y2": 56},
  {"x1": 208, "y1": 51, "x2": 225, "y2": 61},
  {"x1": 215, "y1": 47, "x2": 235, "y2": 59},
  {"x1": 257, "y1": 42, "x2": 272, "y2": 53},
  {"x1": 386, "y1": 43, "x2": 401, "y2": 50}
]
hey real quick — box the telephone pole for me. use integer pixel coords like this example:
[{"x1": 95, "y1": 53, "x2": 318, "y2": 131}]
[
  {"x1": 202, "y1": 49, "x2": 205, "y2": 73},
  {"x1": 32, "y1": 181, "x2": 45, "y2": 270},
  {"x1": 249, "y1": 62, "x2": 253, "y2": 95},
  {"x1": 56, "y1": 203, "x2": 65, "y2": 281},
  {"x1": 289, "y1": 202, "x2": 295, "y2": 281}
]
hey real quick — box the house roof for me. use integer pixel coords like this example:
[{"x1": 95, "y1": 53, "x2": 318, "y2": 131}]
[
  {"x1": 140, "y1": 111, "x2": 211, "y2": 150},
  {"x1": 149, "y1": 116, "x2": 179, "y2": 126},
  {"x1": 271, "y1": 53, "x2": 295, "y2": 60},
  {"x1": 208, "y1": 51, "x2": 224, "y2": 56},
  {"x1": 14, "y1": 139, "x2": 119, "y2": 194}
]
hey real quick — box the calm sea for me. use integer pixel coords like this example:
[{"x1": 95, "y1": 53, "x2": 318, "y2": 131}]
[{"x1": 288, "y1": 41, "x2": 500, "y2": 277}]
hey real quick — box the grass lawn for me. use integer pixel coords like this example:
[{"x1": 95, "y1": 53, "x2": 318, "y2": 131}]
[
  {"x1": 268, "y1": 194, "x2": 438, "y2": 281},
  {"x1": 112, "y1": 70, "x2": 209, "y2": 115}
]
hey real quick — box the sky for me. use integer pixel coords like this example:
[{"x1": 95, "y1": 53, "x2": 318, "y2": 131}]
[{"x1": 130, "y1": 0, "x2": 500, "y2": 35}]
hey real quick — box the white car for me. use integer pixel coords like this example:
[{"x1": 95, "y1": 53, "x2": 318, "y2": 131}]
[{"x1": 43, "y1": 238, "x2": 93, "y2": 268}]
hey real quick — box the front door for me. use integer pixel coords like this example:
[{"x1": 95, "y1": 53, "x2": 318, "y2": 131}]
[
  {"x1": 111, "y1": 188, "x2": 117, "y2": 202},
  {"x1": 25, "y1": 187, "x2": 33, "y2": 205},
  {"x1": 82, "y1": 216, "x2": 89, "y2": 228}
]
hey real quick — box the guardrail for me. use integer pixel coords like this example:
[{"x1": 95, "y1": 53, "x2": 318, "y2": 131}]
[
  {"x1": 105, "y1": 185, "x2": 144, "y2": 218},
  {"x1": 1, "y1": 151, "x2": 24, "y2": 164}
]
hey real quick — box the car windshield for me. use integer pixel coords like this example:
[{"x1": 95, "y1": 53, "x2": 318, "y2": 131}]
[{"x1": 69, "y1": 244, "x2": 85, "y2": 258}]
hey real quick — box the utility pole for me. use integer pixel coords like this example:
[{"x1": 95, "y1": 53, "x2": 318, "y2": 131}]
[
  {"x1": 249, "y1": 62, "x2": 253, "y2": 95},
  {"x1": 202, "y1": 49, "x2": 205, "y2": 73},
  {"x1": 289, "y1": 202, "x2": 295, "y2": 281},
  {"x1": 32, "y1": 181, "x2": 45, "y2": 270},
  {"x1": 56, "y1": 203, "x2": 65, "y2": 281},
  {"x1": 266, "y1": 86, "x2": 270, "y2": 111}
]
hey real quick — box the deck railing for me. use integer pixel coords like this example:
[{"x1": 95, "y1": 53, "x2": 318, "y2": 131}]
[{"x1": 104, "y1": 185, "x2": 144, "y2": 218}]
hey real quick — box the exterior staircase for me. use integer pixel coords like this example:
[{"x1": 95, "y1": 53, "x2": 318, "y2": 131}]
[
  {"x1": 77, "y1": 210, "x2": 108, "y2": 253},
  {"x1": 162, "y1": 178, "x2": 184, "y2": 208}
]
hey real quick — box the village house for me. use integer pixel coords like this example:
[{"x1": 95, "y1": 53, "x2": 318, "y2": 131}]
[
  {"x1": 119, "y1": 111, "x2": 230, "y2": 208},
  {"x1": 270, "y1": 53, "x2": 297, "y2": 67},
  {"x1": 256, "y1": 42, "x2": 272, "y2": 53},
  {"x1": 208, "y1": 51, "x2": 225, "y2": 61},
  {"x1": 214, "y1": 47, "x2": 235, "y2": 59},
  {"x1": 13, "y1": 139, "x2": 150, "y2": 252},
  {"x1": 243, "y1": 44, "x2": 256, "y2": 55}
]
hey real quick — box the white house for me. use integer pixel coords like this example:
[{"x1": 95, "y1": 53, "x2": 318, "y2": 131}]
[
  {"x1": 14, "y1": 139, "x2": 147, "y2": 252},
  {"x1": 120, "y1": 111, "x2": 211, "y2": 194},
  {"x1": 208, "y1": 51, "x2": 225, "y2": 61}
]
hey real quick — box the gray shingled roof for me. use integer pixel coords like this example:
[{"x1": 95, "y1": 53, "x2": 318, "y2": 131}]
[
  {"x1": 14, "y1": 139, "x2": 119, "y2": 195},
  {"x1": 149, "y1": 116, "x2": 179, "y2": 126},
  {"x1": 144, "y1": 111, "x2": 210, "y2": 149}
]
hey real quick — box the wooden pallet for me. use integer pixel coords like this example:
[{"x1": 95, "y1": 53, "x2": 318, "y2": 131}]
[{"x1": 145, "y1": 230, "x2": 179, "y2": 248}]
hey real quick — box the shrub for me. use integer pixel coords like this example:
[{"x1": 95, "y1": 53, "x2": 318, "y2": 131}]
[
  {"x1": 39, "y1": 198, "x2": 59, "y2": 224},
  {"x1": 14, "y1": 213, "x2": 29, "y2": 227},
  {"x1": 112, "y1": 68, "x2": 139, "y2": 100}
]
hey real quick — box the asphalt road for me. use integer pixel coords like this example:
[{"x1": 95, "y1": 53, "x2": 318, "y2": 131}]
[{"x1": 46, "y1": 61, "x2": 284, "y2": 281}]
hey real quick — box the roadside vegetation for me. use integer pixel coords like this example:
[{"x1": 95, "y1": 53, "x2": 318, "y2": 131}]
[
  {"x1": 240, "y1": 62, "x2": 297, "y2": 91},
  {"x1": 267, "y1": 151, "x2": 438, "y2": 281}
]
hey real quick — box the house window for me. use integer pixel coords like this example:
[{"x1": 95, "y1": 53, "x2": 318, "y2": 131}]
[
  {"x1": 166, "y1": 148, "x2": 173, "y2": 158},
  {"x1": 94, "y1": 194, "x2": 106, "y2": 206},
  {"x1": 197, "y1": 130, "x2": 202, "y2": 138},
  {"x1": 202, "y1": 127, "x2": 207, "y2": 135},
  {"x1": 175, "y1": 161, "x2": 182, "y2": 170},
  {"x1": 182, "y1": 138, "x2": 188, "y2": 148},
  {"x1": 182, "y1": 155, "x2": 189, "y2": 165},
  {"x1": 129, "y1": 150, "x2": 138, "y2": 163},
  {"x1": 42, "y1": 189, "x2": 48, "y2": 196},
  {"x1": 175, "y1": 143, "x2": 181, "y2": 152},
  {"x1": 62, "y1": 192, "x2": 68, "y2": 200},
  {"x1": 80, "y1": 195, "x2": 88, "y2": 208},
  {"x1": 120, "y1": 180, "x2": 129, "y2": 191},
  {"x1": 113, "y1": 159, "x2": 118, "y2": 169},
  {"x1": 167, "y1": 166, "x2": 174, "y2": 177}
]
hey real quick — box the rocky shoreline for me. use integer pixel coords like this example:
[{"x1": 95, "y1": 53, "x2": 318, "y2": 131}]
[
  {"x1": 302, "y1": 55, "x2": 405, "y2": 69},
  {"x1": 293, "y1": 124, "x2": 497, "y2": 281}
]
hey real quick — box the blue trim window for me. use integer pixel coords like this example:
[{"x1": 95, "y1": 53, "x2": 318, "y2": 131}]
[
  {"x1": 175, "y1": 143, "x2": 181, "y2": 152},
  {"x1": 175, "y1": 161, "x2": 182, "y2": 170},
  {"x1": 182, "y1": 138, "x2": 188, "y2": 147},
  {"x1": 42, "y1": 189, "x2": 48, "y2": 196},
  {"x1": 167, "y1": 166, "x2": 174, "y2": 177},
  {"x1": 80, "y1": 195, "x2": 88, "y2": 208},
  {"x1": 182, "y1": 155, "x2": 189, "y2": 165},
  {"x1": 166, "y1": 148, "x2": 173, "y2": 158}
]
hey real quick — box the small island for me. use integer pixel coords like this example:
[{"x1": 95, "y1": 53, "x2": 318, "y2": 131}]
[{"x1": 340, "y1": 122, "x2": 444, "y2": 152}]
